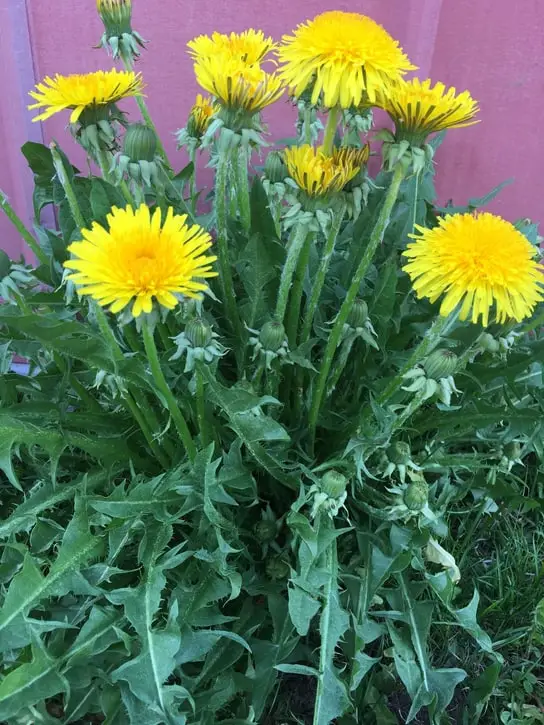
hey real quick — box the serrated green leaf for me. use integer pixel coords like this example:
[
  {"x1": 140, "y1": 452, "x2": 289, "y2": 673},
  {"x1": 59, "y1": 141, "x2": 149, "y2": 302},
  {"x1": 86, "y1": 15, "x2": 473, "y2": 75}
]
[
  {"x1": 0, "y1": 640, "x2": 68, "y2": 719},
  {"x1": 275, "y1": 664, "x2": 318, "y2": 677},
  {"x1": 288, "y1": 583, "x2": 320, "y2": 636},
  {"x1": 0, "y1": 471, "x2": 107, "y2": 538},
  {"x1": 0, "y1": 500, "x2": 103, "y2": 650},
  {"x1": 65, "y1": 606, "x2": 123, "y2": 665},
  {"x1": 202, "y1": 369, "x2": 297, "y2": 489}
]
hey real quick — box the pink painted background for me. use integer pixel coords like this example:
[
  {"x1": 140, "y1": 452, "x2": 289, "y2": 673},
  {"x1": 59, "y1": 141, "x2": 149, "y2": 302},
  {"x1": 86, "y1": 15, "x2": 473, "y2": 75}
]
[{"x1": 1, "y1": 0, "x2": 543, "y2": 260}]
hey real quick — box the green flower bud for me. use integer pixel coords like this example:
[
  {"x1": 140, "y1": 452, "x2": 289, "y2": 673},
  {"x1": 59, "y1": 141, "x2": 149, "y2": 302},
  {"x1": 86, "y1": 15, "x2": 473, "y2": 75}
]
[
  {"x1": 321, "y1": 470, "x2": 348, "y2": 498},
  {"x1": 348, "y1": 298, "x2": 369, "y2": 328},
  {"x1": 97, "y1": 0, "x2": 132, "y2": 37},
  {"x1": 264, "y1": 151, "x2": 287, "y2": 183},
  {"x1": 423, "y1": 349, "x2": 458, "y2": 380},
  {"x1": 266, "y1": 557, "x2": 290, "y2": 580},
  {"x1": 254, "y1": 520, "x2": 277, "y2": 543},
  {"x1": 185, "y1": 318, "x2": 213, "y2": 348},
  {"x1": 480, "y1": 333, "x2": 500, "y2": 353},
  {"x1": 123, "y1": 124, "x2": 157, "y2": 162},
  {"x1": 503, "y1": 441, "x2": 522, "y2": 461},
  {"x1": 403, "y1": 480, "x2": 429, "y2": 511},
  {"x1": 259, "y1": 321, "x2": 286, "y2": 352},
  {"x1": 387, "y1": 441, "x2": 411, "y2": 465}
]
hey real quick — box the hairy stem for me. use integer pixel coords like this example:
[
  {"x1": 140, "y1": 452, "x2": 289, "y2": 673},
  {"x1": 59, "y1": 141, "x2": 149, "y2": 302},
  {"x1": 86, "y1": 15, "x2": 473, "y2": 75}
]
[
  {"x1": 275, "y1": 223, "x2": 309, "y2": 324},
  {"x1": 308, "y1": 163, "x2": 405, "y2": 445},
  {"x1": 0, "y1": 191, "x2": 48, "y2": 266},
  {"x1": 142, "y1": 322, "x2": 196, "y2": 462},
  {"x1": 301, "y1": 201, "x2": 346, "y2": 345},
  {"x1": 215, "y1": 149, "x2": 245, "y2": 347},
  {"x1": 322, "y1": 106, "x2": 340, "y2": 155}
]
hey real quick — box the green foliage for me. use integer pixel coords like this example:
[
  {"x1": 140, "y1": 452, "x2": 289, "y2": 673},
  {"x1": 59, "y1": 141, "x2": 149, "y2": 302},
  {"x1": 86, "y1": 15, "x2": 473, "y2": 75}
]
[{"x1": 1, "y1": 27, "x2": 543, "y2": 725}]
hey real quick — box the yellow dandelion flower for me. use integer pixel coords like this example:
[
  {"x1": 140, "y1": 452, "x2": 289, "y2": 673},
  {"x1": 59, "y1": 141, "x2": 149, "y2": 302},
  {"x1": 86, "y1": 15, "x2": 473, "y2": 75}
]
[
  {"x1": 188, "y1": 94, "x2": 219, "y2": 136},
  {"x1": 284, "y1": 144, "x2": 369, "y2": 197},
  {"x1": 28, "y1": 69, "x2": 144, "y2": 124},
  {"x1": 403, "y1": 213, "x2": 544, "y2": 326},
  {"x1": 188, "y1": 29, "x2": 276, "y2": 66},
  {"x1": 194, "y1": 54, "x2": 283, "y2": 114},
  {"x1": 378, "y1": 78, "x2": 479, "y2": 143},
  {"x1": 64, "y1": 204, "x2": 217, "y2": 318},
  {"x1": 278, "y1": 11, "x2": 416, "y2": 108}
]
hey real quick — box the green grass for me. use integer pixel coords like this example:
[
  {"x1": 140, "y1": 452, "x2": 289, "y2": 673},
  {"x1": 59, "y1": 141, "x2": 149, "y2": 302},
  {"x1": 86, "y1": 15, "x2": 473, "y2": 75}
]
[{"x1": 445, "y1": 491, "x2": 544, "y2": 724}]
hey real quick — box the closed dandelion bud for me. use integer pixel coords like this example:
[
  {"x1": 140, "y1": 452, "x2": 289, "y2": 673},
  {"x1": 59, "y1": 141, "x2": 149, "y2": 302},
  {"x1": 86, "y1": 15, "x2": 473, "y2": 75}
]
[
  {"x1": 123, "y1": 124, "x2": 157, "y2": 162},
  {"x1": 185, "y1": 318, "x2": 213, "y2": 349},
  {"x1": 423, "y1": 349, "x2": 458, "y2": 380},
  {"x1": 264, "y1": 151, "x2": 287, "y2": 183},
  {"x1": 480, "y1": 333, "x2": 500, "y2": 354},
  {"x1": 503, "y1": 441, "x2": 522, "y2": 461},
  {"x1": 348, "y1": 298, "x2": 369, "y2": 328},
  {"x1": 387, "y1": 441, "x2": 411, "y2": 465},
  {"x1": 97, "y1": 0, "x2": 132, "y2": 36},
  {"x1": 321, "y1": 469, "x2": 348, "y2": 498},
  {"x1": 254, "y1": 520, "x2": 277, "y2": 543},
  {"x1": 266, "y1": 557, "x2": 290, "y2": 580},
  {"x1": 403, "y1": 480, "x2": 429, "y2": 511},
  {"x1": 259, "y1": 321, "x2": 286, "y2": 352}
]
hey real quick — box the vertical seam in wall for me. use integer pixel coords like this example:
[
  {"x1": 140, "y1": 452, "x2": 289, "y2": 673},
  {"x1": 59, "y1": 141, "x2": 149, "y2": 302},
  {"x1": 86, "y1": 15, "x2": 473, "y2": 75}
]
[
  {"x1": 21, "y1": 0, "x2": 45, "y2": 145},
  {"x1": 406, "y1": 0, "x2": 444, "y2": 79}
]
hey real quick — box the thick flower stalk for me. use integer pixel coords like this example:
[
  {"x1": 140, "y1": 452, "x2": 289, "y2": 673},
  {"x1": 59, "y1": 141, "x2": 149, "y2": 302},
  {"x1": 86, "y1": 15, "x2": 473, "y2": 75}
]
[
  {"x1": 278, "y1": 11, "x2": 416, "y2": 108},
  {"x1": 404, "y1": 212, "x2": 543, "y2": 326},
  {"x1": 64, "y1": 204, "x2": 217, "y2": 319},
  {"x1": 96, "y1": 0, "x2": 146, "y2": 65},
  {"x1": 308, "y1": 163, "x2": 406, "y2": 443}
]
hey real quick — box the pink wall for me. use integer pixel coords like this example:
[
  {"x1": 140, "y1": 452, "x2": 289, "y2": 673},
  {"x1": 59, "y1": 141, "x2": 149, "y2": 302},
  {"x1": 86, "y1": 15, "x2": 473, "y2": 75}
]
[{"x1": 2, "y1": 0, "x2": 543, "y2": 259}]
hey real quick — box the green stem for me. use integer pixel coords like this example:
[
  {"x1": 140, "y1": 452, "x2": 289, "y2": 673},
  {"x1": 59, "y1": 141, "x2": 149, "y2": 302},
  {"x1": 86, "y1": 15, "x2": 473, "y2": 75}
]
[
  {"x1": 54, "y1": 353, "x2": 102, "y2": 413},
  {"x1": 93, "y1": 304, "x2": 172, "y2": 466},
  {"x1": 326, "y1": 337, "x2": 355, "y2": 398},
  {"x1": 50, "y1": 143, "x2": 86, "y2": 229},
  {"x1": 189, "y1": 147, "x2": 197, "y2": 214},
  {"x1": 195, "y1": 363, "x2": 210, "y2": 447},
  {"x1": 377, "y1": 313, "x2": 452, "y2": 407},
  {"x1": 123, "y1": 390, "x2": 171, "y2": 470},
  {"x1": 286, "y1": 232, "x2": 312, "y2": 346},
  {"x1": 97, "y1": 147, "x2": 114, "y2": 183},
  {"x1": 322, "y1": 106, "x2": 340, "y2": 155},
  {"x1": 313, "y1": 515, "x2": 340, "y2": 725},
  {"x1": 122, "y1": 57, "x2": 172, "y2": 171},
  {"x1": 142, "y1": 322, "x2": 196, "y2": 462},
  {"x1": 308, "y1": 163, "x2": 405, "y2": 444},
  {"x1": 0, "y1": 191, "x2": 48, "y2": 266},
  {"x1": 157, "y1": 322, "x2": 173, "y2": 352},
  {"x1": 275, "y1": 223, "x2": 309, "y2": 323},
  {"x1": 301, "y1": 202, "x2": 346, "y2": 344},
  {"x1": 215, "y1": 149, "x2": 245, "y2": 345},
  {"x1": 236, "y1": 145, "x2": 251, "y2": 232},
  {"x1": 303, "y1": 106, "x2": 313, "y2": 145}
]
